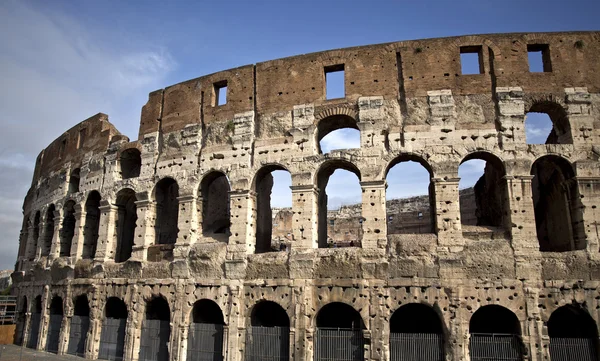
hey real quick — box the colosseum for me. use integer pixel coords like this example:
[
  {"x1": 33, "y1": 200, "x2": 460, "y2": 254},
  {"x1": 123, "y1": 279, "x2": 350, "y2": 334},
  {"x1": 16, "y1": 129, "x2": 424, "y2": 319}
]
[{"x1": 10, "y1": 31, "x2": 600, "y2": 361}]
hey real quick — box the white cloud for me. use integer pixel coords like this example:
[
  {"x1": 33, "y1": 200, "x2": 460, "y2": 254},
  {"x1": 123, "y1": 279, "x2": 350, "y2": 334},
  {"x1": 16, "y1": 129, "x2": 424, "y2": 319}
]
[
  {"x1": 0, "y1": 1, "x2": 175, "y2": 270},
  {"x1": 320, "y1": 128, "x2": 360, "y2": 153},
  {"x1": 525, "y1": 113, "x2": 553, "y2": 144}
]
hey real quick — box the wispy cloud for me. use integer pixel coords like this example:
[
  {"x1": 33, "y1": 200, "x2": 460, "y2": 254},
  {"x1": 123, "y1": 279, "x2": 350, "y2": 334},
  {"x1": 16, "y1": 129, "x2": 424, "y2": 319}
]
[
  {"x1": 320, "y1": 128, "x2": 360, "y2": 153},
  {"x1": 525, "y1": 113, "x2": 552, "y2": 144},
  {"x1": 0, "y1": 1, "x2": 175, "y2": 270}
]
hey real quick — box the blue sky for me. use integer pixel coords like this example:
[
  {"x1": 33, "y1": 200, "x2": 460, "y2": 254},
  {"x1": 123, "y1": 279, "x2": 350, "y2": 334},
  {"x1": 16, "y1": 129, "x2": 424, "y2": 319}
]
[{"x1": 0, "y1": 0, "x2": 598, "y2": 269}]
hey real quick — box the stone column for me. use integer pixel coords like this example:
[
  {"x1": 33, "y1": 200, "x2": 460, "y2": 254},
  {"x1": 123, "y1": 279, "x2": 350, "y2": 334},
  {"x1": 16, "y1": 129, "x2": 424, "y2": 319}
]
[
  {"x1": 25, "y1": 223, "x2": 37, "y2": 261},
  {"x1": 95, "y1": 202, "x2": 118, "y2": 262},
  {"x1": 48, "y1": 209, "x2": 63, "y2": 261},
  {"x1": 495, "y1": 87, "x2": 525, "y2": 150},
  {"x1": 174, "y1": 194, "x2": 198, "y2": 259},
  {"x1": 86, "y1": 290, "x2": 103, "y2": 359},
  {"x1": 58, "y1": 302, "x2": 72, "y2": 355},
  {"x1": 228, "y1": 190, "x2": 255, "y2": 256},
  {"x1": 123, "y1": 289, "x2": 141, "y2": 361},
  {"x1": 290, "y1": 185, "x2": 318, "y2": 249},
  {"x1": 433, "y1": 177, "x2": 462, "y2": 246},
  {"x1": 360, "y1": 180, "x2": 387, "y2": 249},
  {"x1": 524, "y1": 285, "x2": 545, "y2": 361},
  {"x1": 37, "y1": 286, "x2": 50, "y2": 351},
  {"x1": 20, "y1": 312, "x2": 31, "y2": 347},
  {"x1": 34, "y1": 220, "x2": 46, "y2": 260},
  {"x1": 70, "y1": 204, "x2": 86, "y2": 261},
  {"x1": 575, "y1": 176, "x2": 600, "y2": 254},
  {"x1": 131, "y1": 196, "x2": 156, "y2": 262},
  {"x1": 565, "y1": 87, "x2": 593, "y2": 145},
  {"x1": 225, "y1": 283, "x2": 244, "y2": 361}
]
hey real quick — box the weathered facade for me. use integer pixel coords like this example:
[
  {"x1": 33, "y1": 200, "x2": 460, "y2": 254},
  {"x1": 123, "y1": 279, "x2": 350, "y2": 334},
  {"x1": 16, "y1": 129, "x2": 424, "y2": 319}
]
[{"x1": 11, "y1": 31, "x2": 600, "y2": 361}]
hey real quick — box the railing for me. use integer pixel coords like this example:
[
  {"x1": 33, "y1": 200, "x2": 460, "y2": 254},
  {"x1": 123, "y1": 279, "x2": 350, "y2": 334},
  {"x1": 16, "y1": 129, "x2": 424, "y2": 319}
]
[
  {"x1": 187, "y1": 323, "x2": 224, "y2": 361},
  {"x1": 314, "y1": 327, "x2": 364, "y2": 361},
  {"x1": 469, "y1": 333, "x2": 523, "y2": 361},
  {"x1": 0, "y1": 296, "x2": 17, "y2": 325},
  {"x1": 245, "y1": 326, "x2": 289, "y2": 361},
  {"x1": 389, "y1": 333, "x2": 444, "y2": 361},
  {"x1": 139, "y1": 319, "x2": 170, "y2": 361},
  {"x1": 67, "y1": 315, "x2": 90, "y2": 357},
  {"x1": 549, "y1": 337, "x2": 599, "y2": 361},
  {"x1": 98, "y1": 317, "x2": 127, "y2": 361}
]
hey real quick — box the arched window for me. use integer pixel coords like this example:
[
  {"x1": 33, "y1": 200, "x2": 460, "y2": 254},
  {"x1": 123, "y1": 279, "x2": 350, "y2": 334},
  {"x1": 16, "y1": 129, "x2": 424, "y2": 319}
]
[
  {"x1": 120, "y1": 148, "x2": 141, "y2": 179},
  {"x1": 469, "y1": 305, "x2": 523, "y2": 361},
  {"x1": 46, "y1": 296, "x2": 63, "y2": 353},
  {"x1": 115, "y1": 189, "x2": 137, "y2": 263},
  {"x1": 27, "y1": 296, "x2": 42, "y2": 349},
  {"x1": 253, "y1": 166, "x2": 292, "y2": 253},
  {"x1": 32, "y1": 212, "x2": 40, "y2": 256},
  {"x1": 188, "y1": 300, "x2": 225, "y2": 361},
  {"x1": 154, "y1": 178, "x2": 179, "y2": 245},
  {"x1": 42, "y1": 205, "x2": 55, "y2": 257},
  {"x1": 82, "y1": 191, "x2": 101, "y2": 259},
  {"x1": 60, "y1": 201, "x2": 76, "y2": 257},
  {"x1": 199, "y1": 172, "x2": 230, "y2": 242},
  {"x1": 317, "y1": 115, "x2": 360, "y2": 154},
  {"x1": 459, "y1": 153, "x2": 509, "y2": 235},
  {"x1": 140, "y1": 297, "x2": 170, "y2": 361},
  {"x1": 68, "y1": 295, "x2": 90, "y2": 356},
  {"x1": 315, "y1": 302, "x2": 365, "y2": 361},
  {"x1": 385, "y1": 156, "x2": 435, "y2": 235},
  {"x1": 69, "y1": 168, "x2": 81, "y2": 194},
  {"x1": 525, "y1": 101, "x2": 572, "y2": 144},
  {"x1": 99, "y1": 297, "x2": 127, "y2": 361},
  {"x1": 317, "y1": 161, "x2": 362, "y2": 248},
  {"x1": 389, "y1": 304, "x2": 444, "y2": 361},
  {"x1": 548, "y1": 305, "x2": 599, "y2": 361},
  {"x1": 531, "y1": 156, "x2": 584, "y2": 251},
  {"x1": 246, "y1": 301, "x2": 290, "y2": 361}
]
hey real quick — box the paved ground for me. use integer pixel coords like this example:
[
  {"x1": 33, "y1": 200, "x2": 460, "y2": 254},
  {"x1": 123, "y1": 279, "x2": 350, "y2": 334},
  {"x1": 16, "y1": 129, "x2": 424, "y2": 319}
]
[{"x1": 0, "y1": 344, "x2": 84, "y2": 361}]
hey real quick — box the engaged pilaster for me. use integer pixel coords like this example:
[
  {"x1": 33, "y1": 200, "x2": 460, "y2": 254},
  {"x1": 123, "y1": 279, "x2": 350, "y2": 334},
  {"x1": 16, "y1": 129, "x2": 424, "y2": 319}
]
[
  {"x1": 360, "y1": 180, "x2": 387, "y2": 249},
  {"x1": 174, "y1": 194, "x2": 198, "y2": 258},
  {"x1": 290, "y1": 185, "x2": 318, "y2": 249},
  {"x1": 131, "y1": 196, "x2": 156, "y2": 262},
  {"x1": 70, "y1": 204, "x2": 86, "y2": 260},
  {"x1": 95, "y1": 201, "x2": 117, "y2": 262}
]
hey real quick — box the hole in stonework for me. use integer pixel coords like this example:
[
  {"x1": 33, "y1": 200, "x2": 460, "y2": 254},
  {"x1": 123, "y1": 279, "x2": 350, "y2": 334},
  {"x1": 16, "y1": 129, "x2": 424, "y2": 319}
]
[
  {"x1": 255, "y1": 167, "x2": 292, "y2": 253},
  {"x1": 214, "y1": 80, "x2": 228, "y2": 106},
  {"x1": 527, "y1": 44, "x2": 552, "y2": 72},
  {"x1": 325, "y1": 64, "x2": 345, "y2": 100},
  {"x1": 460, "y1": 46, "x2": 483, "y2": 75}
]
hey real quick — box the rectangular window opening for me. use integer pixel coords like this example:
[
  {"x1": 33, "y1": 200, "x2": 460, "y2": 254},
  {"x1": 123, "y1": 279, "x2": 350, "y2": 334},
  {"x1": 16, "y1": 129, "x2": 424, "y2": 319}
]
[
  {"x1": 325, "y1": 64, "x2": 345, "y2": 100},
  {"x1": 214, "y1": 81, "x2": 228, "y2": 106},
  {"x1": 460, "y1": 46, "x2": 484, "y2": 75},
  {"x1": 59, "y1": 139, "x2": 67, "y2": 158},
  {"x1": 527, "y1": 44, "x2": 552, "y2": 72},
  {"x1": 77, "y1": 128, "x2": 86, "y2": 149}
]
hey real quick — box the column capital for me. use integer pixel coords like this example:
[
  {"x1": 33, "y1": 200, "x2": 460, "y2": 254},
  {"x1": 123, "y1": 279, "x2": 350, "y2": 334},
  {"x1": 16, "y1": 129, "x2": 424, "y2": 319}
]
[
  {"x1": 177, "y1": 194, "x2": 197, "y2": 203},
  {"x1": 134, "y1": 199, "x2": 154, "y2": 208},
  {"x1": 290, "y1": 184, "x2": 318, "y2": 193},
  {"x1": 432, "y1": 177, "x2": 460, "y2": 184},
  {"x1": 359, "y1": 180, "x2": 386, "y2": 189},
  {"x1": 229, "y1": 189, "x2": 255, "y2": 198}
]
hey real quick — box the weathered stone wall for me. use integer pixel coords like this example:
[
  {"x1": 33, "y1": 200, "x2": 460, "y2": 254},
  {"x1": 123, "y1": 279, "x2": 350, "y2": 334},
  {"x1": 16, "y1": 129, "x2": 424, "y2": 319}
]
[{"x1": 11, "y1": 31, "x2": 600, "y2": 361}]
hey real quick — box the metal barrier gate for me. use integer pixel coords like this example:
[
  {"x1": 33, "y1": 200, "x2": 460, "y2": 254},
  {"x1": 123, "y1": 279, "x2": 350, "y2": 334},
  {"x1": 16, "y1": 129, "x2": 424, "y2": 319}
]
[
  {"x1": 26, "y1": 313, "x2": 40, "y2": 349},
  {"x1": 98, "y1": 318, "x2": 127, "y2": 361},
  {"x1": 245, "y1": 326, "x2": 289, "y2": 361},
  {"x1": 139, "y1": 319, "x2": 170, "y2": 361},
  {"x1": 67, "y1": 315, "x2": 90, "y2": 356},
  {"x1": 45, "y1": 314, "x2": 63, "y2": 353},
  {"x1": 314, "y1": 328, "x2": 365, "y2": 361},
  {"x1": 469, "y1": 333, "x2": 523, "y2": 361},
  {"x1": 187, "y1": 323, "x2": 224, "y2": 361},
  {"x1": 389, "y1": 333, "x2": 444, "y2": 361},
  {"x1": 549, "y1": 337, "x2": 599, "y2": 361}
]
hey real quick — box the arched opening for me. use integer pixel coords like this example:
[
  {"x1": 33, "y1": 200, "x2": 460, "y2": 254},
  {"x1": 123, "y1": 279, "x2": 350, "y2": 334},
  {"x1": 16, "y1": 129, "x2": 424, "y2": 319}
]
[
  {"x1": 27, "y1": 296, "x2": 42, "y2": 349},
  {"x1": 315, "y1": 302, "x2": 365, "y2": 361},
  {"x1": 548, "y1": 304, "x2": 599, "y2": 361},
  {"x1": 246, "y1": 301, "x2": 290, "y2": 361},
  {"x1": 68, "y1": 295, "x2": 90, "y2": 356},
  {"x1": 459, "y1": 153, "x2": 509, "y2": 235},
  {"x1": 140, "y1": 297, "x2": 170, "y2": 361},
  {"x1": 46, "y1": 296, "x2": 63, "y2": 353},
  {"x1": 16, "y1": 296, "x2": 27, "y2": 346},
  {"x1": 389, "y1": 303, "x2": 444, "y2": 361},
  {"x1": 154, "y1": 178, "x2": 179, "y2": 245},
  {"x1": 469, "y1": 305, "x2": 523, "y2": 361},
  {"x1": 254, "y1": 166, "x2": 292, "y2": 253},
  {"x1": 188, "y1": 300, "x2": 225, "y2": 361},
  {"x1": 199, "y1": 172, "x2": 230, "y2": 242},
  {"x1": 525, "y1": 101, "x2": 572, "y2": 144},
  {"x1": 82, "y1": 191, "x2": 101, "y2": 259},
  {"x1": 115, "y1": 189, "x2": 137, "y2": 263},
  {"x1": 317, "y1": 161, "x2": 362, "y2": 248},
  {"x1": 42, "y1": 205, "x2": 55, "y2": 257},
  {"x1": 317, "y1": 115, "x2": 360, "y2": 154},
  {"x1": 385, "y1": 156, "x2": 435, "y2": 235},
  {"x1": 531, "y1": 156, "x2": 584, "y2": 252},
  {"x1": 69, "y1": 168, "x2": 81, "y2": 194},
  {"x1": 120, "y1": 148, "x2": 141, "y2": 179},
  {"x1": 99, "y1": 297, "x2": 127, "y2": 361},
  {"x1": 60, "y1": 201, "x2": 76, "y2": 257},
  {"x1": 17, "y1": 215, "x2": 30, "y2": 261},
  {"x1": 32, "y1": 212, "x2": 41, "y2": 259}
]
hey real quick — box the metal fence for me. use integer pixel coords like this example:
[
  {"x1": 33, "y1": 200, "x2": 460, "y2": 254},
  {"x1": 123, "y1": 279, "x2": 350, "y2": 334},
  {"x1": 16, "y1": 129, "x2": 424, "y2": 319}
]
[
  {"x1": 139, "y1": 319, "x2": 170, "y2": 361},
  {"x1": 469, "y1": 333, "x2": 523, "y2": 361},
  {"x1": 98, "y1": 318, "x2": 127, "y2": 361},
  {"x1": 245, "y1": 326, "x2": 289, "y2": 361},
  {"x1": 0, "y1": 296, "x2": 17, "y2": 325},
  {"x1": 314, "y1": 328, "x2": 365, "y2": 361},
  {"x1": 26, "y1": 313, "x2": 40, "y2": 349},
  {"x1": 67, "y1": 315, "x2": 90, "y2": 356},
  {"x1": 187, "y1": 323, "x2": 224, "y2": 361},
  {"x1": 389, "y1": 333, "x2": 444, "y2": 361},
  {"x1": 549, "y1": 337, "x2": 599, "y2": 361},
  {"x1": 45, "y1": 314, "x2": 62, "y2": 353}
]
